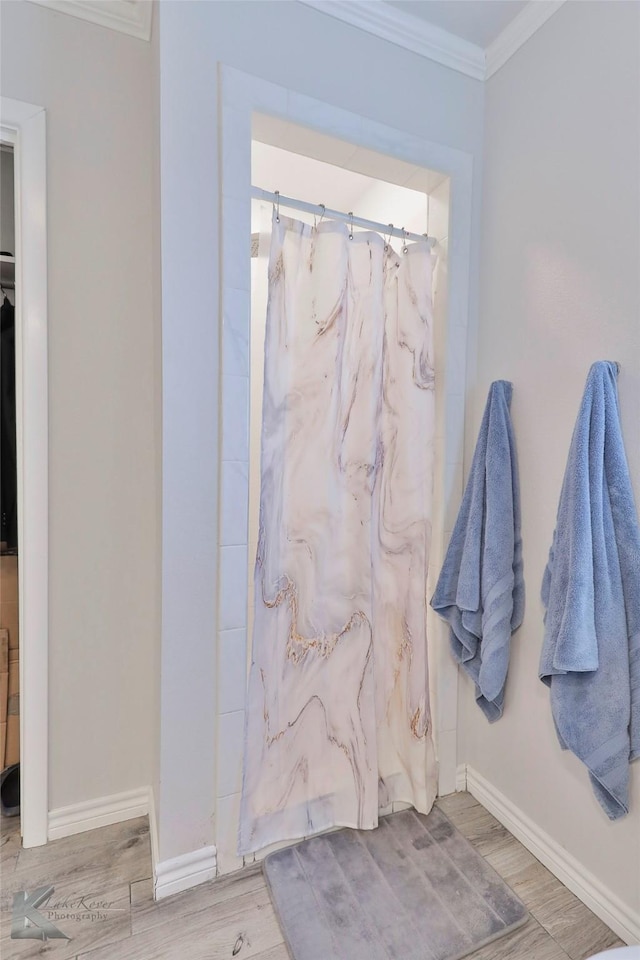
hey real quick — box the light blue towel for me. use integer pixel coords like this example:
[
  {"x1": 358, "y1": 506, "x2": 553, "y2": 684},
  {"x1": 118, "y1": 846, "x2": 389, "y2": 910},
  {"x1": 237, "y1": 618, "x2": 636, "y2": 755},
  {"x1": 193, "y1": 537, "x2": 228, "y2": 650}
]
[
  {"x1": 540, "y1": 361, "x2": 640, "y2": 819},
  {"x1": 431, "y1": 381, "x2": 524, "y2": 721}
]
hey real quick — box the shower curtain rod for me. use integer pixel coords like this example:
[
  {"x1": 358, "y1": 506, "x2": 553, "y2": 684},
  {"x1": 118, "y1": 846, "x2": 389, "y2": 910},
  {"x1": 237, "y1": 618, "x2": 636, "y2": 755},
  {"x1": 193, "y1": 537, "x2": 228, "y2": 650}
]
[{"x1": 251, "y1": 187, "x2": 435, "y2": 247}]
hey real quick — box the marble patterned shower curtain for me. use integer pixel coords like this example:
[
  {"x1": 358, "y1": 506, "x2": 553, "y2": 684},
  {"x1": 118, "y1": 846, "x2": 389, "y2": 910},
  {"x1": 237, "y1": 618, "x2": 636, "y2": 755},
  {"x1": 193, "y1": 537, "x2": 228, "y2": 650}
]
[{"x1": 239, "y1": 212, "x2": 438, "y2": 855}]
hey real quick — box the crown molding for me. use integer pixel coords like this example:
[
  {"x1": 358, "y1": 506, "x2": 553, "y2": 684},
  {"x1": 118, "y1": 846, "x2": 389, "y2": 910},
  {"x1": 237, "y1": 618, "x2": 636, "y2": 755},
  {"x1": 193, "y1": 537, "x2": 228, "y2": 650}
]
[
  {"x1": 298, "y1": 0, "x2": 486, "y2": 81},
  {"x1": 25, "y1": 0, "x2": 565, "y2": 73},
  {"x1": 27, "y1": 0, "x2": 153, "y2": 41},
  {"x1": 485, "y1": 1, "x2": 566, "y2": 78},
  {"x1": 300, "y1": 1, "x2": 567, "y2": 82}
]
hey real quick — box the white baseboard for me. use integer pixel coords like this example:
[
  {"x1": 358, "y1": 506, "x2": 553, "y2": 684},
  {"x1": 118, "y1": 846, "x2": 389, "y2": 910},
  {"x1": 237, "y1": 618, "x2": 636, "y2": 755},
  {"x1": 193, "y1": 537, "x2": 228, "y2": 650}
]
[
  {"x1": 48, "y1": 787, "x2": 150, "y2": 840},
  {"x1": 48, "y1": 785, "x2": 217, "y2": 902},
  {"x1": 455, "y1": 763, "x2": 468, "y2": 792},
  {"x1": 147, "y1": 784, "x2": 160, "y2": 883},
  {"x1": 154, "y1": 845, "x2": 218, "y2": 901},
  {"x1": 465, "y1": 766, "x2": 640, "y2": 946}
]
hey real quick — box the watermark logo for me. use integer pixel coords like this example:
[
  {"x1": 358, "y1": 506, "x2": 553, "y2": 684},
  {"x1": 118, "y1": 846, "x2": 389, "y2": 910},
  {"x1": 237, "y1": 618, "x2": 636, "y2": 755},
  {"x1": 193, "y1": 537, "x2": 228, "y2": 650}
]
[
  {"x1": 8, "y1": 883, "x2": 126, "y2": 941},
  {"x1": 11, "y1": 886, "x2": 70, "y2": 941}
]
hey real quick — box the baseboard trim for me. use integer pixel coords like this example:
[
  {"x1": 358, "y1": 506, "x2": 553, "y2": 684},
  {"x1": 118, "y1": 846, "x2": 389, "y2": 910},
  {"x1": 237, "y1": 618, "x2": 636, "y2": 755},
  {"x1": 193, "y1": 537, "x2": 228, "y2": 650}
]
[
  {"x1": 48, "y1": 787, "x2": 150, "y2": 841},
  {"x1": 147, "y1": 785, "x2": 159, "y2": 884},
  {"x1": 465, "y1": 766, "x2": 640, "y2": 945},
  {"x1": 455, "y1": 763, "x2": 468, "y2": 792},
  {"x1": 154, "y1": 845, "x2": 218, "y2": 901}
]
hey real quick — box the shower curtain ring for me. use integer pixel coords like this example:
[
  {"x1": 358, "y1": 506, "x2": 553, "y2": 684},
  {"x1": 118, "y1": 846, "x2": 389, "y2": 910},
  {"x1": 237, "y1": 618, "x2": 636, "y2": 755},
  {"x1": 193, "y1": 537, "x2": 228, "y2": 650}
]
[
  {"x1": 385, "y1": 224, "x2": 394, "y2": 251},
  {"x1": 274, "y1": 190, "x2": 280, "y2": 223},
  {"x1": 348, "y1": 212, "x2": 354, "y2": 240},
  {"x1": 402, "y1": 228, "x2": 408, "y2": 254}
]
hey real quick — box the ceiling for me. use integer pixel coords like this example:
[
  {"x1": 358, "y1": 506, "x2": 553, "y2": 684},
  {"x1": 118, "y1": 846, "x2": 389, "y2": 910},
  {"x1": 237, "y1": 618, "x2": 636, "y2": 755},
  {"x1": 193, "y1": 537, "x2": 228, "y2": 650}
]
[
  {"x1": 386, "y1": 1, "x2": 529, "y2": 48},
  {"x1": 251, "y1": 141, "x2": 429, "y2": 237}
]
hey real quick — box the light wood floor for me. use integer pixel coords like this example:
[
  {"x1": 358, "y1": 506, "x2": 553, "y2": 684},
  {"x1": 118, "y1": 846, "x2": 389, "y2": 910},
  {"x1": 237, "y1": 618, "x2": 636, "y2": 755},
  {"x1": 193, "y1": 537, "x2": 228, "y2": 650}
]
[{"x1": 1, "y1": 793, "x2": 625, "y2": 960}]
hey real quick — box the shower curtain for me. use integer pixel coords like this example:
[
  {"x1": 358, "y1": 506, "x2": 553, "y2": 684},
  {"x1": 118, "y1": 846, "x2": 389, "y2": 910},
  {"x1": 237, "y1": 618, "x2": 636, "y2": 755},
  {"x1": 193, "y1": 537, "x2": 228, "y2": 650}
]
[{"x1": 239, "y1": 212, "x2": 438, "y2": 855}]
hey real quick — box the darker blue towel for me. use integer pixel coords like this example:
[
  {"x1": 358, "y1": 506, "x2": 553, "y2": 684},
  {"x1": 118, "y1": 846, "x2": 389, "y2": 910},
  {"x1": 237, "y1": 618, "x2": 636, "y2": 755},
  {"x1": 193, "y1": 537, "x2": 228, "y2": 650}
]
[
  {"x1": 539, "y1": 361, "x2": 640, "y2": 819},
  {"x1": 431, "y1": 381, "x2": 524, "y2": 721}
]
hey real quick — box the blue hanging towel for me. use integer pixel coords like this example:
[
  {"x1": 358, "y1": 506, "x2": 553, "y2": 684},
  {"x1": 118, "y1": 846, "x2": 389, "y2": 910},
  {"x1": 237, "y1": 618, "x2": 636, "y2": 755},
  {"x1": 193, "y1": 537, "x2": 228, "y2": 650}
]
[
  {"x1": 539, "y1": 361, "x2": 640, "y2": 819},
  {"x1": 431, "y1": 381, "x2": 524, "y2": 721}
]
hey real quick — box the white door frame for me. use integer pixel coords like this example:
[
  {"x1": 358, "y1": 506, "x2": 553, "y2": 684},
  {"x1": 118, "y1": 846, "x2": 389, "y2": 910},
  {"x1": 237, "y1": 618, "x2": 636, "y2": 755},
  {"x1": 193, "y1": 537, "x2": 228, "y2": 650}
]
[
  {"x1": 212, "y1": 64, "x2": 474, "y2": 872},
  {"x1": 0, "y1": 97, "x2": 48, "y2": 847}
]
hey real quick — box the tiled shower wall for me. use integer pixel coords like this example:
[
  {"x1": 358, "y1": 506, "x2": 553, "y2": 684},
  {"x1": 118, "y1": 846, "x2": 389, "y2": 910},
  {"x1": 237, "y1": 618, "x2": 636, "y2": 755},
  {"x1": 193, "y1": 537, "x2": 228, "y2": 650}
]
[{"x1": 215, "y1": 67, "x2": 472, "y2": 874}]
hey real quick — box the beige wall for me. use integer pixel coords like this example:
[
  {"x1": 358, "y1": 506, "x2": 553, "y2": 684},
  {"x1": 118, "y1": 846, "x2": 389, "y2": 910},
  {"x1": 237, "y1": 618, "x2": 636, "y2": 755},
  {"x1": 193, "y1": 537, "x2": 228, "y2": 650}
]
[
  {"x1": 1, "y1": 1, "x2": 160, "y2": 811},
  {"x1": 462, "y1": 0, "x2": 640, "y2": 914}
]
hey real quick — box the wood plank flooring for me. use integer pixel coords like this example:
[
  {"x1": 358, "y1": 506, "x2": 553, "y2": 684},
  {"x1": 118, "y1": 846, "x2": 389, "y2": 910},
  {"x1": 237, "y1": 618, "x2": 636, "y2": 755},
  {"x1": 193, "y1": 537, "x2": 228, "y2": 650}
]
[{"x1": 0, "y1": 793, "x2": 625, "y2": 960}]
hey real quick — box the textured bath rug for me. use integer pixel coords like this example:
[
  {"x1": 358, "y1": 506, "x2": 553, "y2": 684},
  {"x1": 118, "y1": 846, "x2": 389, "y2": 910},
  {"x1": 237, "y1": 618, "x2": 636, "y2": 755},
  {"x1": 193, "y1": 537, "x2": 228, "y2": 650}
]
[{"x1": 263, "y1": 805, "x2": 528, "y2": 960}]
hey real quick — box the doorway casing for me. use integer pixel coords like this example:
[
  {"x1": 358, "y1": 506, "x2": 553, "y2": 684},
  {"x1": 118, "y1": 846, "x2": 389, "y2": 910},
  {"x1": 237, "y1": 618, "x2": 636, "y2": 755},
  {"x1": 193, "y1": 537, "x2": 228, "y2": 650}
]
[
  {"x1": 0, "y1": 96, "x2": 48, "y2": 848},
  {"x1": 213, "y1": 66, "x2": 474, "y2": 874}
]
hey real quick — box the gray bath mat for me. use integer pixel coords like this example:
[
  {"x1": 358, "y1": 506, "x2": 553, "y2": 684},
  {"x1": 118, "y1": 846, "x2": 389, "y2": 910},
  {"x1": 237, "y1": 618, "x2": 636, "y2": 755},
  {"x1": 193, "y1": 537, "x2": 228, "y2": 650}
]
[{"x1": 263, "y1": 805, "x2": 528, "y2": 960}]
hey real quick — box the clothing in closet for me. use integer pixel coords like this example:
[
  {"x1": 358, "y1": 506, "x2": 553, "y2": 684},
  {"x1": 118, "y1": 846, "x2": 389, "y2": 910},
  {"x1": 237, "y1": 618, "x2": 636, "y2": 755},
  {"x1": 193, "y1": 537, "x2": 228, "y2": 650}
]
[{"x1": 1, "y1": 295, "x2": 17, "y2": 549}]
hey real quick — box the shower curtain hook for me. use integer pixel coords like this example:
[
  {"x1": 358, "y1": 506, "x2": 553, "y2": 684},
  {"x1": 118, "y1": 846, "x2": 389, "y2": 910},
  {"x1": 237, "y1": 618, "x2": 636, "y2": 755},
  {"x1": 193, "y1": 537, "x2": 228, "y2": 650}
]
[
  {"x1": 385, "y1": 224, "x2": 394, "y2": 251},
  {"x1": 314, "y1": 202, "x2": 325, "y2": 231},
  {"x1": 348, "y1": 212, "x2": 354, "y2": 240},
  {"x1": 401, "y1": 228, "x2": 408, "y2": 254},
  {"x1": 274, "y1": 190, "x2": 280, "y2": 224}
]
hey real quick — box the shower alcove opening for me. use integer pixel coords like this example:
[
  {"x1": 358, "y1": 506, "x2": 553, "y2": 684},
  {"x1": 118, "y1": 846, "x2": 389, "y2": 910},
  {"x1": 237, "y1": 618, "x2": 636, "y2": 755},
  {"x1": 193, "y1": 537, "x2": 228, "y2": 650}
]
[{"x1": 216, "y1": 73, "x2": 471, "y2": 876}]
